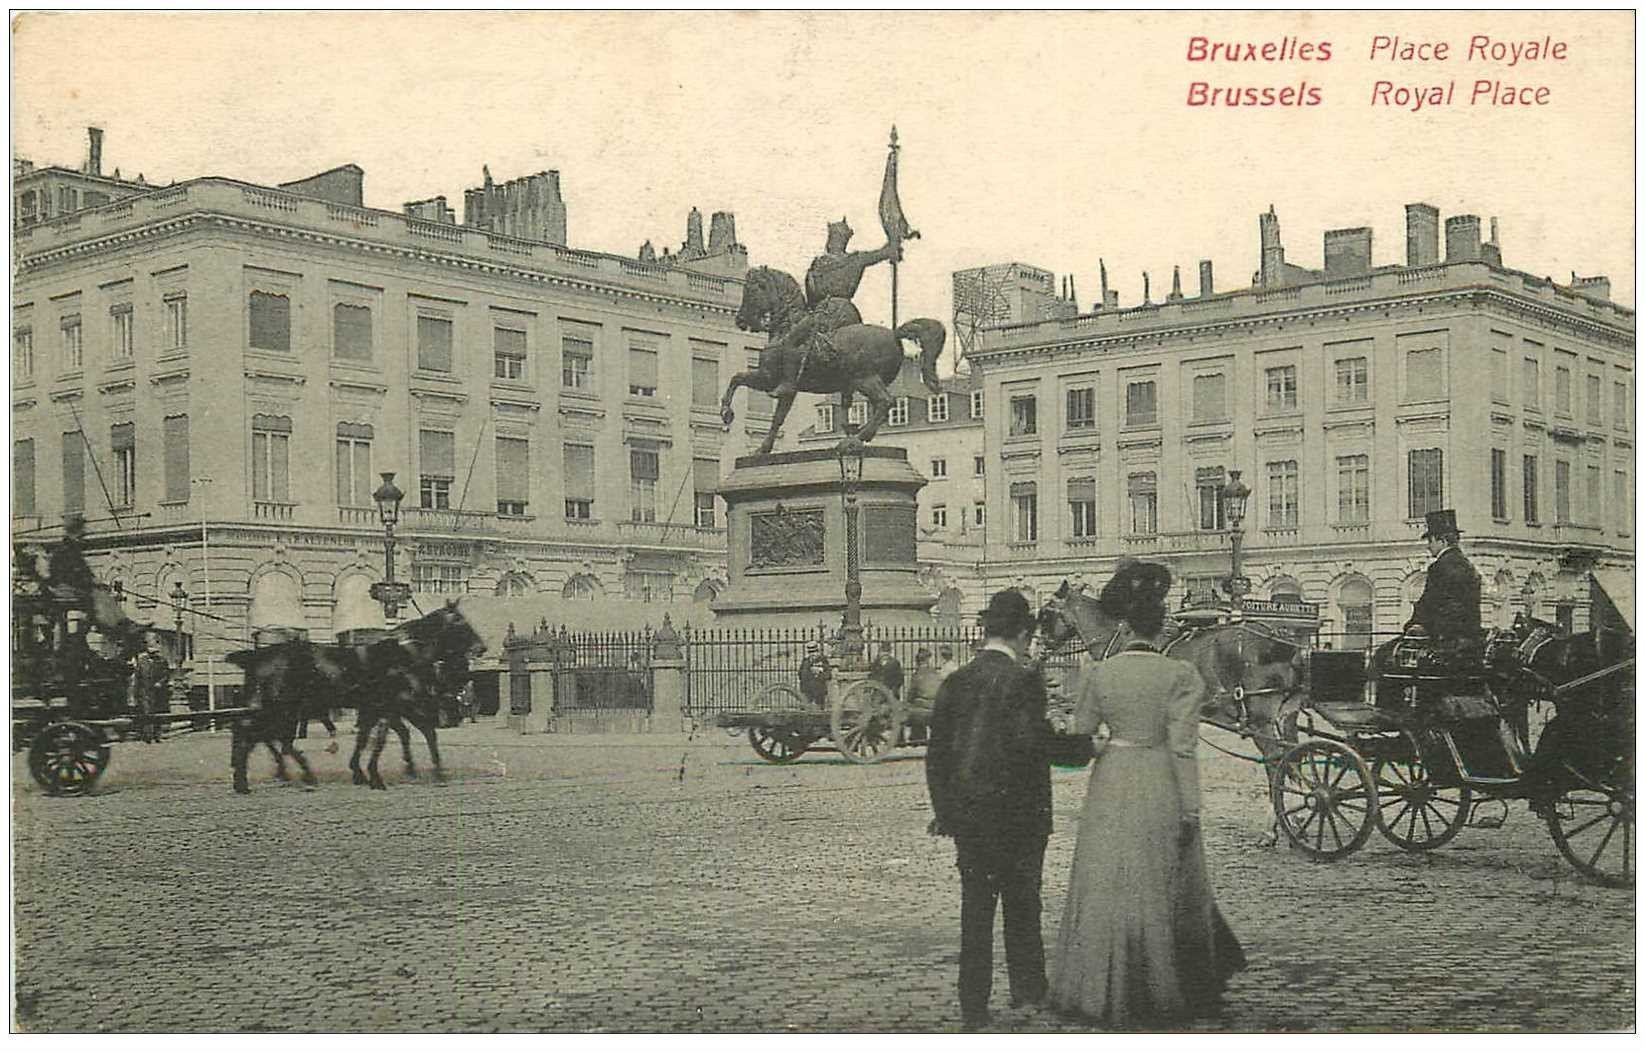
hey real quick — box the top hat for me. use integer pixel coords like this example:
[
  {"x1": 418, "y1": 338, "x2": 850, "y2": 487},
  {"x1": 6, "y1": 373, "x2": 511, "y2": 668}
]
[
  {"x1": 1421, "y1": 509, "x2": 1461, "y2": 539},
  {"x1": 977, "y1": 589, "x2": 1034, "y2": 633}
]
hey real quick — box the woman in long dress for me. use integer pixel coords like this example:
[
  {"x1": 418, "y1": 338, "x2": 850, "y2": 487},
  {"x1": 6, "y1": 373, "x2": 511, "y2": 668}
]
[{"x1": 1049, "y1": 562, "x2": 1246, "y2": 1027}]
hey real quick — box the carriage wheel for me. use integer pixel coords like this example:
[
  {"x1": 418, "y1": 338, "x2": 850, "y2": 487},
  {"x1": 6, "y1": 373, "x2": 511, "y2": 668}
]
[
  {"x1": 1270, "y1": 739, "x2": 1378, "y2": 861},
  {"x1": 1372, "y1": 756, "x2": 1472, "y2": 852},
  {"x1": 1546, "y1": 776, "x2": 1634, "y2": 888},
  {"x1": 831, "y1": 680, "x2": 904, "y2": 764},
  {"x1": 28, "y1": 721, "x2": 111, "y2": 796},
  {"x1": 748, "y1": 726, "x2": 810, "y2": 764}
]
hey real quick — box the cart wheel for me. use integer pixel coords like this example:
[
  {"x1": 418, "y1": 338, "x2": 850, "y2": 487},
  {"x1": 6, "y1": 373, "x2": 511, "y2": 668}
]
[
  {"x1": 744, "y1": 683, "x2": 813, "y2": 763},
  {"x1": 1372, "y1": 755, "x2": 1472, "y2": 852},
  {"x1": 1270, "y1": 739, "x2": 1378, "y2": 861},
  {"x1": 28, "y1": 721, "x2": 111, "y2": 796},
  {"x1": 1546, "y1": 777, "x2": 1634, "y2": 888},
  {"x1": 831, "y1": 680, "x2": 904, "y2": 764}
]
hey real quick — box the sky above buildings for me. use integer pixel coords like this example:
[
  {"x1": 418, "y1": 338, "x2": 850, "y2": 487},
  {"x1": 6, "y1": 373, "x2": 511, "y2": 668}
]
[{"x1": 13, "y1": 10, "x2": 1636, "y2": 359}]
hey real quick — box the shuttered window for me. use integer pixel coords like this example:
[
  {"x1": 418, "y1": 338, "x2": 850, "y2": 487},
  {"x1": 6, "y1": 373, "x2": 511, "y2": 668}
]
[
  {"x1": 1127, "y1": 472, "x2": 1157, "y2": 535},
  {"x1": 494, "y1": 327, "x2": 527, "y2": 381},
  {"x1": 692, "y1": 357, "x2": 719, "y2": 407},
  {"x1": 629, "y1": 344, "x2": 659, "y2": 397},
  {"x1": 62, "y1": 431, "x2": 84, "y2": 512},
  {"x1": 496, "y1": 437, "x2": 529, "y2": 514},
  {"x1": 250, "y1": 292, "x2": 290, "y2": 352},
  {"x1": 1407, "y1": 448, "x2": 1444, "y2": 519},
  {"x1": 630, "y1": 447, "x2": 660, "y2": 522},
  {"x1": 694, "y1": 457, "x2": 719, "y2": 528},
  {"x1": 564, "y1": 444, "x2": 595, "y2": 519},
  {"x1": 417, "y1": 315, "x2": 452, "y2": 372},
  {"x1": 1068, "y1": 476, "x2": 1096, "y2": 539},
  {"x1": 334, "y1": 304, "x2": 372, "y2": 361},
  {"x1": 336, "y1": 423, "x2": 373, "y2": 508},
  {"x1": 111, "y1": 422, "x2": 136, "y2": 509},
  {"x1": 13, "y1": 439, "x2": 35, "y2": 514},
  {"x1": 163, "y1": 414, "x2": 190, "y2": 503},
  {"x1": 419, "y1": 429, "x2": 455, "y2": 509}
]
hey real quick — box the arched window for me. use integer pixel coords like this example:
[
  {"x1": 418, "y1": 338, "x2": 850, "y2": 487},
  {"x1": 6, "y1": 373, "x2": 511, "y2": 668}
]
[
  {"x1": 1522, "y1": 572, "x2": 1547, "y2": 620},
  {"x1": 495, "y1": 572, "x2": 534, "y2": 597},
  {"x1": 563, "y1": 574, "x2": 599, "y2": 601},
  {"x1": 249, "y1": 569, "x2": 307, "y2": 645},
  {"x1": 1335, "y1": 577, "x2": 1375, "y2": 652},
  {"x1": 1491, "y1": 569, "x2": 1517, "y2": 628},
  {"x1": 1267, "y1": 576, "x2": 1304, "y2": 602}
]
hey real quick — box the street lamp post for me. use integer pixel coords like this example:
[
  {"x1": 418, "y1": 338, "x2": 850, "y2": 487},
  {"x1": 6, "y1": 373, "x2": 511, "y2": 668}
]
[
  {"x1": 169, "y1": 580, "x2": 188, "y2": 659},
  {"x1": 190, "y1": 475, "x2": 215, "y2": 709},
  {"x1": 1220, "y1": 469, "x2": 1252, "y2": 611},
  {"x1": 835, "y1": 439, "x2": 867, "y2": 668},
  {"x1": 369, "y1": 472, "x2": 410, "y2": 622}
]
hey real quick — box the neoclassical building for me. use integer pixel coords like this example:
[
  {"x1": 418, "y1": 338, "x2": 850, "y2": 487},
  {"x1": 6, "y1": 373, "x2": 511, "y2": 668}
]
[
  {"x1": 12, "y1": 131, "x2": 769, "y2": 695},
  {"x1": 964, "y1": 203, "x2": 1635, "y2": 645}
]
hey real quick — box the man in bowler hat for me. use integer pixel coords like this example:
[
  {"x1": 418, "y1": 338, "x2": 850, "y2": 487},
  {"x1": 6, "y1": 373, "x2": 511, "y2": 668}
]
[{"x1": 925, "y1": 589, "x2": 1052, "y2": 1028}]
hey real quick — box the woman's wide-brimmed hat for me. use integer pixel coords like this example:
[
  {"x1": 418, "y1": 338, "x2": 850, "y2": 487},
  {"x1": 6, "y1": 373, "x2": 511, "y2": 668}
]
[{"x1": 1098, "y1": 559, "x2": 1173, "y2": 617}]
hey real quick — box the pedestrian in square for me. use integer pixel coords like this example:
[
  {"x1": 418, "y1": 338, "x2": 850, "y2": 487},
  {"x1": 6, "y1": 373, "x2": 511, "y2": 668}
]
[
  {"x1": 925, "y1": 589, "x2": 1053, "y2": 1029},
  {"x1": 1048, "y1": 561, "x2": 1245, "y2": 1027}
]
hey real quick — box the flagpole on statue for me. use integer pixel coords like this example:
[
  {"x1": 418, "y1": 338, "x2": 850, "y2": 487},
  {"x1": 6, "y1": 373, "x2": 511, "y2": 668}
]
[{"x1": 879, "y1": 125, "x2": 918, "y2": 334}]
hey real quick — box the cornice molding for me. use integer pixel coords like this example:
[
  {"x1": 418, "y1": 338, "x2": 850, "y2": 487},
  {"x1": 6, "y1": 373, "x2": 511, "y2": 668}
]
[
  {"x1": 970, "y1": 286, "x2": 1634, "y2": 368},
  {"x1": 17, "y1": 212, "x2": 739, "y2": 319}
]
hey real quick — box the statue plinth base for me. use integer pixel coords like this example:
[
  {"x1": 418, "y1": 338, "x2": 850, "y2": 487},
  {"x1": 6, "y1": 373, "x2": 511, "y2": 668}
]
[{"x1": 709, "y1": 446, "x2": 936, "y2": 630}]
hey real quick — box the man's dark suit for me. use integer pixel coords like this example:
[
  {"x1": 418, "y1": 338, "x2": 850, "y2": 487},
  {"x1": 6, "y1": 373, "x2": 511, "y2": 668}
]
[
  {"x1": 1407, "y1": 545, "x2": 1484, "y2": 647},
  {"x1": 925, "y1": 648, "x2": 1051, "y2": 1023}
]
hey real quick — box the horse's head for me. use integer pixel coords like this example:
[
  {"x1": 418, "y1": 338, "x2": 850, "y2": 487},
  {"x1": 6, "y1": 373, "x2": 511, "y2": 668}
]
[
  {"x1": 1036, "y1": 599, "x2": 1079, "y2": 652},
  {"x1": 735, "y1": 266, "x2": 804, "y2": 337},
  {"x1": 430, "y1": 598, "x2": 486, "y2": 666}
]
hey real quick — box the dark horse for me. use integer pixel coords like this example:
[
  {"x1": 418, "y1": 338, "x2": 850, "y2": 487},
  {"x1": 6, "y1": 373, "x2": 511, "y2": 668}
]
[
  {"x1": 1036, "y1": 580, "x2": 1305, "y2": 760},
  {"x1": 224, "y1": 601, "x2": 485, "y2": 794},
  {"x1": 720, "y1": 265, "x2": 947, "y2": 455}
]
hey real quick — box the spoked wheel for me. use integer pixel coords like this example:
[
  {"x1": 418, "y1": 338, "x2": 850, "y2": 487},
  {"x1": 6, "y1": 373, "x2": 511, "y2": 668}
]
[
  {"x1": 1270, "y1": 739, "x2": 1378, "y2": 861},
  {"x1": 1546, "y1": 776, "x2": 1634, "y2": 888},
  {"x1": 745, "y1": 684, "x2": 816, "y2": 763},
  {"x1": 28, "y1": 721, "x2": 111, "y2": 796},
  {"x1": 830, "y1": 680, "x2": 905, "y2": 764},
  {"x1": 1372, "y1": 755, "x2": 1472, "y2": 852}
]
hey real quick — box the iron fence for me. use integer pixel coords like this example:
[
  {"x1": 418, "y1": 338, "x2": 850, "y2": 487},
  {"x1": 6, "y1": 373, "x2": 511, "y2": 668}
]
[{"x1": 560, "y1": 628, "x2": 654, "y2": 712}]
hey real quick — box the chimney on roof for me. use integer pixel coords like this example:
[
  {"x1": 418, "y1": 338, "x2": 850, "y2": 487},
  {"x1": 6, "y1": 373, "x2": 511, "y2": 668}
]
[
  {"x1": 1198, "y1": 260, "x2": 1214, "y2": 297},
  {"x1": 1258, "y1": 205, "x2": 1285, "y2": 287},
  {"x1": 1571, "y1": 274, "x2": 1612, "y2": 303},
  {"x1": 1323, "y1": 227, "x2": 1373, "y2": 277},
  {"x1": 86, "y1": 127, "x2": 104, "y2": 177},
  {"x1": 1167, "y1": 266, "x2": 1184, "y2": 303},
  {"x1": 1481, "y1": 216, "x2": 1503, "y2": 267},
  {"x1": 1099, "y1": 258, "x2": 1117, "y2": 309},
  {"x1": 708, "y1": 211, "x2": 738, "y2": 255},
  {"x1": 1445, "y1": 214, "x2": 1482, "y2": 263},
  {"x1": 1405, "y1": 203, "x2": 1440, "y2": 267},
  {"x1": 1067, "y1": 274, "x2": 1078, "y2": 307}
]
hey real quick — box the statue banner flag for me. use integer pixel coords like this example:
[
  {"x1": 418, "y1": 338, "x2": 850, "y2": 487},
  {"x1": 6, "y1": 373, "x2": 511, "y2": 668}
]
[{"x1": 878, "y1": 127, "x2": 917, "y2": 246}]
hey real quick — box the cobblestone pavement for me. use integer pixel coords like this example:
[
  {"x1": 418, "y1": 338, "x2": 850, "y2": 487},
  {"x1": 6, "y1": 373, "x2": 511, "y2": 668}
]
[{"x1": 11, "y1": 721, "x2": 1636, "y2": 1032}]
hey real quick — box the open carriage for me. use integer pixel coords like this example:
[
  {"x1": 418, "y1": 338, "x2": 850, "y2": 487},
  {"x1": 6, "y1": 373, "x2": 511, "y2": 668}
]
[{"x1": 1039, "y1": 573, "x2": 1635, "y2": 886}]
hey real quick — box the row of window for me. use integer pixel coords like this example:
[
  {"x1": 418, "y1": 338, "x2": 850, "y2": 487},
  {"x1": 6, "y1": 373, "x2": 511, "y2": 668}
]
[
  {"x1": 1490, "y1": 344, "x2": 1631, "y2": 430},
  {"x1": 816, "y1": 390, "x2": 985, "y2": 433},
  {"x1": 1487, "y1": 448, "x2": 1632, "y2": 530},
  {"x1": 12, "y1": 422, "x2": 723, "y2": 530},
  {"x1": 14, "y1": 297, "x2": 187, "y2": 380}
]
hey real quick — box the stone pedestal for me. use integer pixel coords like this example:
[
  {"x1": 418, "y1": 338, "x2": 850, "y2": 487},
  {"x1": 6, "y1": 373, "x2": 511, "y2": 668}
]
[{"x1": 710, "y1": 446, "x2": 936, "y2": 630}]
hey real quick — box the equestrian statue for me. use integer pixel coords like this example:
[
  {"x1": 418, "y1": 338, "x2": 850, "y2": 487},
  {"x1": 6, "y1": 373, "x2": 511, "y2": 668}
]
[{"x1": 721, "y1": 129, "x2": 947, "y2": 456}]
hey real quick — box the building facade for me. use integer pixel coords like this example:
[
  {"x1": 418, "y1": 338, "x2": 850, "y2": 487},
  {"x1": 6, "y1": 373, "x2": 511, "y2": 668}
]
[
  {"x1": 12, "y1": 133, "x2": 769, "y2": 693},
  {"x1": 965, "y1": 203, "x2": 1635, "y2": 645}
]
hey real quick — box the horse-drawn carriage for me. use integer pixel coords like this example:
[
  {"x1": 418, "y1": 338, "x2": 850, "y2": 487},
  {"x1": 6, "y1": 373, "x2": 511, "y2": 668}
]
[
  {"x1": 1039, "y1": 572, "x2": 1634, "y2": 887},
  {"x1": 716, "y1": 670, "x2": 916, "y2": 764},
  {"x1": 11, "y1": 534, "x2": 219, "y2": 796}
]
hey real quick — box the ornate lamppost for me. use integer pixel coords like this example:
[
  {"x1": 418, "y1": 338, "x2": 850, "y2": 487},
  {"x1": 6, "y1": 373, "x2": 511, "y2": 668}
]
[
  {"x1": 369, "y1": 472, "x2": 410, "y2": 622},
  {"x1": 835, "y1": 439, "x2": 867, "y2": 667},
  {"x1": 169, "y1": 580, "x2": 188, "y2": 658},
  {"x1": 1220, "y1": 469, "x2": 1252, "y2": 611}
]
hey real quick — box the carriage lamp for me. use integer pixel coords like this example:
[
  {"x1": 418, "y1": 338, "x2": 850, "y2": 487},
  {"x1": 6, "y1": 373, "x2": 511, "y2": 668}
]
[
  {"x1": 1220, "y1": 470, "x2": 1252, "y2": 609},
  {"x1": 835, "y1": 440, "x2": 868, "y2": 666}
]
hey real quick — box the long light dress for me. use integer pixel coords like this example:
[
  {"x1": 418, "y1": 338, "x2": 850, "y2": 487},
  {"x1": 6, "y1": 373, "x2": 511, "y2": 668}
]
[{"x1": 1049, "y1": 643, "x2": 1246, "y2": 1027}]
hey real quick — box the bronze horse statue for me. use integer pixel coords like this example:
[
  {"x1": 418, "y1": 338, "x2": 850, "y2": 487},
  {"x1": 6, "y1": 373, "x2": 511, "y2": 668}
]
[{"x1": 720, "y1": 265, "x2": 947, "y2": 456}]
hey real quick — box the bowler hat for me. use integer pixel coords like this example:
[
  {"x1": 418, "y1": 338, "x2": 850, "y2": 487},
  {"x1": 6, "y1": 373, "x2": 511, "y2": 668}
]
[
  {"x1": 977, "y1": 589, "x2": 1034, "y2": 633},
  {"x1": 1421, "y1": 509, "x2": 1461, "y2": 539}
]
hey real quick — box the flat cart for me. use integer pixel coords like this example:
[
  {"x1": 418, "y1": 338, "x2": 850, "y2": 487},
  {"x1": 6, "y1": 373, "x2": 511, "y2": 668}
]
[{"x1": 716, "y1": 673, "x2": 918, "y2": 764}]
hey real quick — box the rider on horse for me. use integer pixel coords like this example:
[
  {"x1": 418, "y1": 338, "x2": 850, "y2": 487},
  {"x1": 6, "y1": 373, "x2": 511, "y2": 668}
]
[{"x1": 775, "y1": 218, "x2": 901, "y2": 395}]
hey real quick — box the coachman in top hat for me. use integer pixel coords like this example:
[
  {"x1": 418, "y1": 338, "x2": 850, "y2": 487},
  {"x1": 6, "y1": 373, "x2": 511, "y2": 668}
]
[{"x1": 1374, "y1": 509, "x2": 1484, "y2": 677}]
